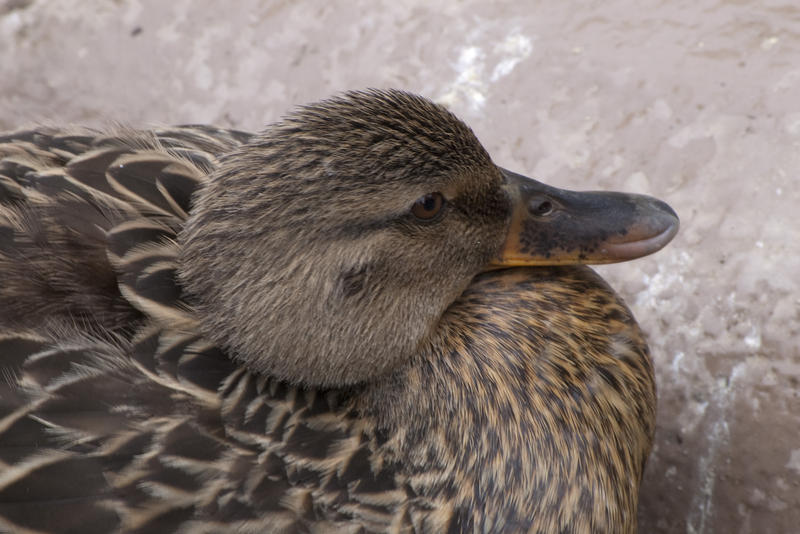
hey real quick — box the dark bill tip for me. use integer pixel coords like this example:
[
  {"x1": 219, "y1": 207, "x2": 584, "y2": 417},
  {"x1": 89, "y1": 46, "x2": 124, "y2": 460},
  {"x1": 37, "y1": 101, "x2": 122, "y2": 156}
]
[{"x1": 598, "y1": 196, "x2": 679, "y2": 261}]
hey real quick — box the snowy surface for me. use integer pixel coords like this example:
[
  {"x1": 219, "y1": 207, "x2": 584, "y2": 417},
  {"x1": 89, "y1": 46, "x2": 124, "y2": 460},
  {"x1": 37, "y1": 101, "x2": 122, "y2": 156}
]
[{"x1": 2, "y1": 1, "x2": 798, "y2": 532}]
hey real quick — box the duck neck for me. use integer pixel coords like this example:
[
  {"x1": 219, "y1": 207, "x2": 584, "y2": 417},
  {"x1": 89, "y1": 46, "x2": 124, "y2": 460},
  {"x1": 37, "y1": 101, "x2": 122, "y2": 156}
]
[{"x1": 357, "y1": 266, "x2": 655, "y2": 531}]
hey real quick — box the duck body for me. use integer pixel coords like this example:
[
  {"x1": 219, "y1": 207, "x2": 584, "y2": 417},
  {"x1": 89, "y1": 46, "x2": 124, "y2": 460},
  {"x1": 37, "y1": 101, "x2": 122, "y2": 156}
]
[{"x1": 0, "y1": 91, "x2": 673, "y2": 533}]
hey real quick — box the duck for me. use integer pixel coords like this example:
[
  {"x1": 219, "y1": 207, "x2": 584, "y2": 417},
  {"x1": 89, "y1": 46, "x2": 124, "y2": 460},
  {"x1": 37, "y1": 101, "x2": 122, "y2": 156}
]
[{"x1": 0, "y1": 89, "x2": 678, "y2": 534}]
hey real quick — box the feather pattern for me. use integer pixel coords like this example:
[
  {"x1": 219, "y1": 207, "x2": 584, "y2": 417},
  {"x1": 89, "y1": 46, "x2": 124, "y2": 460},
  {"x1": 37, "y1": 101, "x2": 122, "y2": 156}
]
[{"x1": 0, "y1": 91, "x2": 664, "y2": 533}]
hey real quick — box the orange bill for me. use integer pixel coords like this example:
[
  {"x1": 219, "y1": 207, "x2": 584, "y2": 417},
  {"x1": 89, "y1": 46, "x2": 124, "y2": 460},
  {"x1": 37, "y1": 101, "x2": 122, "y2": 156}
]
[{"x1": 491, "y1": 168, "x2": 679, "y2": 267}]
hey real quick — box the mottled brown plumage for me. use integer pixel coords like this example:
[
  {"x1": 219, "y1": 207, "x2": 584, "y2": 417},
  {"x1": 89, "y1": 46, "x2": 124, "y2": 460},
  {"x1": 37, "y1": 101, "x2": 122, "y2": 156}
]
[{"x1": 0, "y1": 90, "x2": 677, "y2": 533}]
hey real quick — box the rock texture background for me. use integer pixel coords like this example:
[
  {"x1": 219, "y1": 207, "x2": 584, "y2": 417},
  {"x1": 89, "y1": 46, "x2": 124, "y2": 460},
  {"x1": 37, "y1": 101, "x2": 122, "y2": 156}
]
[{"x1": 1, "y1": 1, "x2": 798, "y2": 532}]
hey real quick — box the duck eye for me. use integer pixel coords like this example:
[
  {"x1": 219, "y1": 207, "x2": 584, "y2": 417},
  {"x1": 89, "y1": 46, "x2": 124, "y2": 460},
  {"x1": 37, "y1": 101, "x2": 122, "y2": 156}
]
[{"x1": 411, "y1": 192, "x2": 445, "y2": 220}]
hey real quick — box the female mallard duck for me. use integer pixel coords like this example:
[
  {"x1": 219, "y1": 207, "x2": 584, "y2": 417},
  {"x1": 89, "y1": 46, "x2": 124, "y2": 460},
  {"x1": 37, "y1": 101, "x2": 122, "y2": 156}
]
[{"x1": 0, "y1": 90, "x2": 678, "y2": 533}]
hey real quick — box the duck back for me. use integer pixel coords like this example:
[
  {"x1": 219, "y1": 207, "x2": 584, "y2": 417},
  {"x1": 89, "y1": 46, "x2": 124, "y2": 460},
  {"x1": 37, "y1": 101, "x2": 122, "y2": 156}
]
[{"x1": 0, "y1": 127, "x2": 249, "y2": 335}]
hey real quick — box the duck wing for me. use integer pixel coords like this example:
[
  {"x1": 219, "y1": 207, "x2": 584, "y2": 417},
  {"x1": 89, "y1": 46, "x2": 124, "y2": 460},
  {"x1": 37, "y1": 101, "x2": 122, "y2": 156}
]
[
  {"x1": 0, "y1": 324, "x2": 401, "y2": 533},
  {"x1": 0, "y1": 126, "x2": 249, "y2": 335}
]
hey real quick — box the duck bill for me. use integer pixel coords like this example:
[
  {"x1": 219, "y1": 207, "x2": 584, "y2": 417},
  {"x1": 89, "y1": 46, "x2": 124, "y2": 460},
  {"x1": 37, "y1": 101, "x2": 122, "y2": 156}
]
[{"x1": 491, "y1": 168, "x2": 679, "y2": 267}]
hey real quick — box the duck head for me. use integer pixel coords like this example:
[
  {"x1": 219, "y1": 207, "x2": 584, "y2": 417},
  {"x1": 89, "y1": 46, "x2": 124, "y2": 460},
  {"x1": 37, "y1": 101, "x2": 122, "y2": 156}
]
[{"x1": 178, "y1": 90, "x2": 678, "y2": 387}]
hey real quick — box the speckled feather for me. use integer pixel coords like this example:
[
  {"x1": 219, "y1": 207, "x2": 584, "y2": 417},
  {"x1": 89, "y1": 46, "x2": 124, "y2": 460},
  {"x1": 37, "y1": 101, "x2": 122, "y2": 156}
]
[{"x1": 0, "y1": 91, "x2": 657, "y2": 533}]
